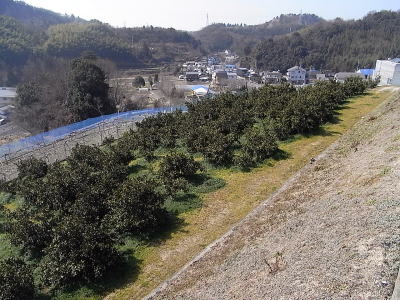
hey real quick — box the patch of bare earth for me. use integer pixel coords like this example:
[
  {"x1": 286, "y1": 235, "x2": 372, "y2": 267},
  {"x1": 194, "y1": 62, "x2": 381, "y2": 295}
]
[{"x1": 146, "y1": 94, "x2": 400, "y2": 299}]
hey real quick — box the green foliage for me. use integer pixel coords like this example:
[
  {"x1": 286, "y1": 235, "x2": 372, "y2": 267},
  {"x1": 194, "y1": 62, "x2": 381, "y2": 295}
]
[
  {"x1": 163, "y1": 192, "x2": 202, "y2": 215},
  {"x1": 66, "y1": 58, "x2": 116, "y2": 121},
  {"x1": 6, "y1": 144, "x2": 130, "y2": 289},
  {"x1": 254, "y1": 11, "x2": 400, "y2": 71},
  {"x1": 134, "y1": 111, "x2": 186, "y2": 158},
  {"x1": 343, "y1": 77, "x2": 368, "y2": 97},
  {"x1": 0, "y1": 15, "x2": 36, "y2": 66},
  {"x1": 159, "y1": 153, "x2": 202, "y2": 195},
  {"x1": 45, "y1": 22, "x2": 136, "y2": 64},
  {"x1": 16, "y1": 157, "x2": 48, "y2": 179},
  {"x1": 106, "y1": 177, "x2": 167, "y2": 237},
  {"x1": 191, "y1": 177, "x2": 226, "y2": 194},
  {"x1": 159, "y1": 153, "x2": 202, "y2": 181},
  {"x1": 0, "y1": 257, "x2": 35, "y2": 300},
  {"x1": 238, "y1": 121, "x2": 278, "y2": 168},
  {"x1": 38, "y1": 215, "x2": 119, "y2": 291},
  {"x1": 15, "y1": 82, "x2": 41, "y2": 107},
  {"x1": 106, "y1": 131, "x2": 136, "y2": 165}
]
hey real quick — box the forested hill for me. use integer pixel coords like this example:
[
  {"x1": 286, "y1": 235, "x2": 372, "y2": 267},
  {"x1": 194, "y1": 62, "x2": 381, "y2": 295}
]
[
  {"x1": 192, "y1": 14, "x2": 323, "y2": 54},
  {"x1": 254, "y1": 10, "x2": 400, "y2": 72},
  {"x1": 0, "y1": 1, "x2": 204, "y2": 84},
  {"x1": 0, "y1": 0, "x2": 83, "y2": 29}
]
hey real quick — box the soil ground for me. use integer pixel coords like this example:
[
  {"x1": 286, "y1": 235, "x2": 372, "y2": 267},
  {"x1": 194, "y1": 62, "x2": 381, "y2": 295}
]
[{"x1": 145, "y1": 89, "x2": 400, "y2": 299}]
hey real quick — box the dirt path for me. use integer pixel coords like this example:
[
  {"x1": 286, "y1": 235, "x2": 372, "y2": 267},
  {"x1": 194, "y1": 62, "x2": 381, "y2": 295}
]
[{"x1": 145, "y1": 91, "x2": 400, "y2": 299}]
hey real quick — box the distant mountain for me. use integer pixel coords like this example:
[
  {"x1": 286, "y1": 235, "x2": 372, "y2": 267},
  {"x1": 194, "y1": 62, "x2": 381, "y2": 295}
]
[
  {"x1": 253, "y1": 11, "x2": 400, "y2": 72},
  {"x1": 0, "y1": 0, "x2": 84, "y2": 29},
  {"x1": 192, "y1": 14, "x2": 323, "y2": 54}
]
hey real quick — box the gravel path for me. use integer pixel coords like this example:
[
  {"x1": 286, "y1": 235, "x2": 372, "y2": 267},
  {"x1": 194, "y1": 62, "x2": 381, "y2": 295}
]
[{"x1": 145, "y1": 92, "x2": 400, "y2": 300}]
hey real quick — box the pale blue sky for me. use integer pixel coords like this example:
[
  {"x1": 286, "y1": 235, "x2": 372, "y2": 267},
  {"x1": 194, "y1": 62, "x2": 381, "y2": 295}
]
[{"x1": 24, "y1": 0, "x2": 399, "y2": 31}]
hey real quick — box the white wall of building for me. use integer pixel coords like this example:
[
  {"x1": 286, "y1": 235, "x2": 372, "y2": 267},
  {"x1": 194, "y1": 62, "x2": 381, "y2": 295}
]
[
  {"x1": 287, "y1": 67, "x2": 306, "y2": 84},
  {"x1": 373, "y1": 60, "x2": 400, "y2": 86}
]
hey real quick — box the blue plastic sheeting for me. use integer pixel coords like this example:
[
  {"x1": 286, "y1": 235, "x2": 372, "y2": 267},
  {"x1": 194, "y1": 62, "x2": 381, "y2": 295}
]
[
  {"x1": 189, "y1": 85, "x2": 209, "y2": 91},
  {"x1": 0, "y1": 106, "x2": 186, "y2": 157},
  {"x1": 358, "y1": 69, "x2": 374, "y2": 76}
]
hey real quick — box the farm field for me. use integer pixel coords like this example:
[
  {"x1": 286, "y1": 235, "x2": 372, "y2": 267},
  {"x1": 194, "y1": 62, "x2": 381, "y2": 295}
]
[{"x1": 104, "y1": 88, "x2": 397, "y2": 300}]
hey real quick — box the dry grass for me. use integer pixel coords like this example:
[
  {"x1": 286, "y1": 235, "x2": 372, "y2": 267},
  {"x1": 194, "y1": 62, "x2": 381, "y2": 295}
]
[{"x1": 105, "y1": 88, "x2": 393, "y2": 300}]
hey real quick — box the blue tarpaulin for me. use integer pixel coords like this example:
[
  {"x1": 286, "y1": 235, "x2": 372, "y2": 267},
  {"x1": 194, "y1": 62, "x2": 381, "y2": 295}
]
[{"x1": 0, "y1": 106, "x2": 186, "y2": 157}]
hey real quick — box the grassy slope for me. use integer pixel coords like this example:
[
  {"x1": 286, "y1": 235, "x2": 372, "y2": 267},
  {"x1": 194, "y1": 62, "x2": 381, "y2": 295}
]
[{"x1": 101, "y1": 88, "x2": 393, "y2": 300}]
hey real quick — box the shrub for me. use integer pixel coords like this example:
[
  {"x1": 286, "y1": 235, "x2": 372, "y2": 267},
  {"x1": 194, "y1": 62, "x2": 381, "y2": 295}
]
[
  {"x1": 38, "y1": 216, "x2": 118, "y2": 291},
  {"x1": 240, "y1": 121, "x2": 278, "y2": 164},
  {"x1": 106, "y1": 177, "x2": 167, "y2": 237},
  {"x1": 0, "y1": 258, "x2": 35, "y2": 300},
  {"x1": 343, "y1": 77, "x2": 367, "y2": 97},
  {"x1": 159, "y1": 153, "x2": 202, "y2": 181},
  {"x1": 17, "y1": 157, "x2": 48, "y2": 179}
]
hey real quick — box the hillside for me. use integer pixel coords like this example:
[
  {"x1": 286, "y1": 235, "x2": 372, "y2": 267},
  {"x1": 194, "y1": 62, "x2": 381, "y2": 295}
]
[
  {"x1": 192, "y1": 14, "x2": 323, "y2": 54},
  {"x1": 144, "y1": 87, "x2": 400, "y2": 299},
  {"x1": 0, "y1": 15, "x2": 38, "y2": 65},
  {"x1": 0, "y1": 0, "x2": 83, "y2": 29},
  {"x1": 254, "y1": 10, "x2": 400, "y2": 72},
  {"x1": 44, "y1": 22, "x2": 138, "y2": 64},
  {"x1": 115, "y1": 26, "x2": 203, "y2": 63},
  {"x1": 0, "y1": 0, "x2": 203, "y2": 80}
]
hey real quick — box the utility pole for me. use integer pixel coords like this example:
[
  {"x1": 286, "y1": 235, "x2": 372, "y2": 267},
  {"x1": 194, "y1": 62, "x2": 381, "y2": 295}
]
[{"x1": 206, "y1": 13, "x2": 209, "y2": 27}]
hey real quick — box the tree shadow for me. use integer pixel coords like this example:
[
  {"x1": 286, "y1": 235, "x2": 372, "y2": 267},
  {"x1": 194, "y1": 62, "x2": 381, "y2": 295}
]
[
  {"x1": 127, "y1": 163, "x2": 147, "y2": 174},
  {"x1": 141, "y1": 214, "x2": 190, "y2": 248},
  {"x1": 302, "y1": 126, "x2": 340, "y2": 138}
]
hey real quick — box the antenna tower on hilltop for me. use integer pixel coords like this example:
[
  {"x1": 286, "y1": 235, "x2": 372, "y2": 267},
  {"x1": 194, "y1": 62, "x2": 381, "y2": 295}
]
[{"x1": 206, "y1": 13, "x2": 210, "y2": 27}]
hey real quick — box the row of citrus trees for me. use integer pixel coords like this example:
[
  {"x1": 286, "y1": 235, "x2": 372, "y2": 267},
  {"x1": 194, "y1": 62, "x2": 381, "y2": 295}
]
[{"x1": 0, "y1": 77, "x2": 374, "y2": 299}]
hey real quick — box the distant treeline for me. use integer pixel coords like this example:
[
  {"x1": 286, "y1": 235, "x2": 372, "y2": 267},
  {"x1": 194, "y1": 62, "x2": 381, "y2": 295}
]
[
  {"x1": 193, "y1": 14, "x2": 322, "y2": 54},
  {"x1": 253, "y1": 11, "x2": 400, "y2": 72}
]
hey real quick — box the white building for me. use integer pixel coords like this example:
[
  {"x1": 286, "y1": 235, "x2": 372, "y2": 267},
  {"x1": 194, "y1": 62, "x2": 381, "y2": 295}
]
[
  {"x1": 287, "y1": 66, "x2": 306, "y2": 85},
  {"x1": 334, "y1": 72, "x2": 364, "y2": 83},
  {"x1": 0, "y1": 87, "x2": 17, "y2": 107},
  {"x1": 373, "y1": 58, "x2": 400, "y2": 86}
]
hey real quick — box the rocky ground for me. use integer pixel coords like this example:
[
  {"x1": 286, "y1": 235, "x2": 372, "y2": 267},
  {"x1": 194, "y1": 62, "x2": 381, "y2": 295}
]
[
  {"x1": 0, "y1": 121, "x2": 30, "y2": 146},
  {"x1": 145, "y1": 90, "x2": 400, "y2": 300}
]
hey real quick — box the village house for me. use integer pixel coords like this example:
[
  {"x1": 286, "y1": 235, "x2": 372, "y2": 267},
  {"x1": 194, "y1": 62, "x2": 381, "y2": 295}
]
[
  {"x1": 212, "y1": 70, "x2": 228, "y2": 85},
  {"x1": 373, "y1": 58, "x2": 400, "y2": 86},
  {"x1": 0, "y1": 87, "x2": 16, "y2": 103},
  {"x1": 186, "y1": 72, "x2": 200, "y2": 82},
  {"x1": 287, "y1": 66, "x2": 306, "y2": 85},
  {"x1": 225, "y1": 64, "x2": 236, "y2": 73},
  {"x1": 250, "y1": 72, "x2": 262, "y2": 83},
  {"x1": 262, "y1": 71, "x2": 282, "y2": 84},
  {"x1": 316, "y1": 74, "x2": 328, "y2": 81},
  {"x1": 306, "y1": 68, "x2": 320, "y2": 83},
  {"x1": 237, "y1": 68, "x2": 249, "y2": 77},
  {"x1": 334, "y1": 72, "x2": 364, "y2": 83}
]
